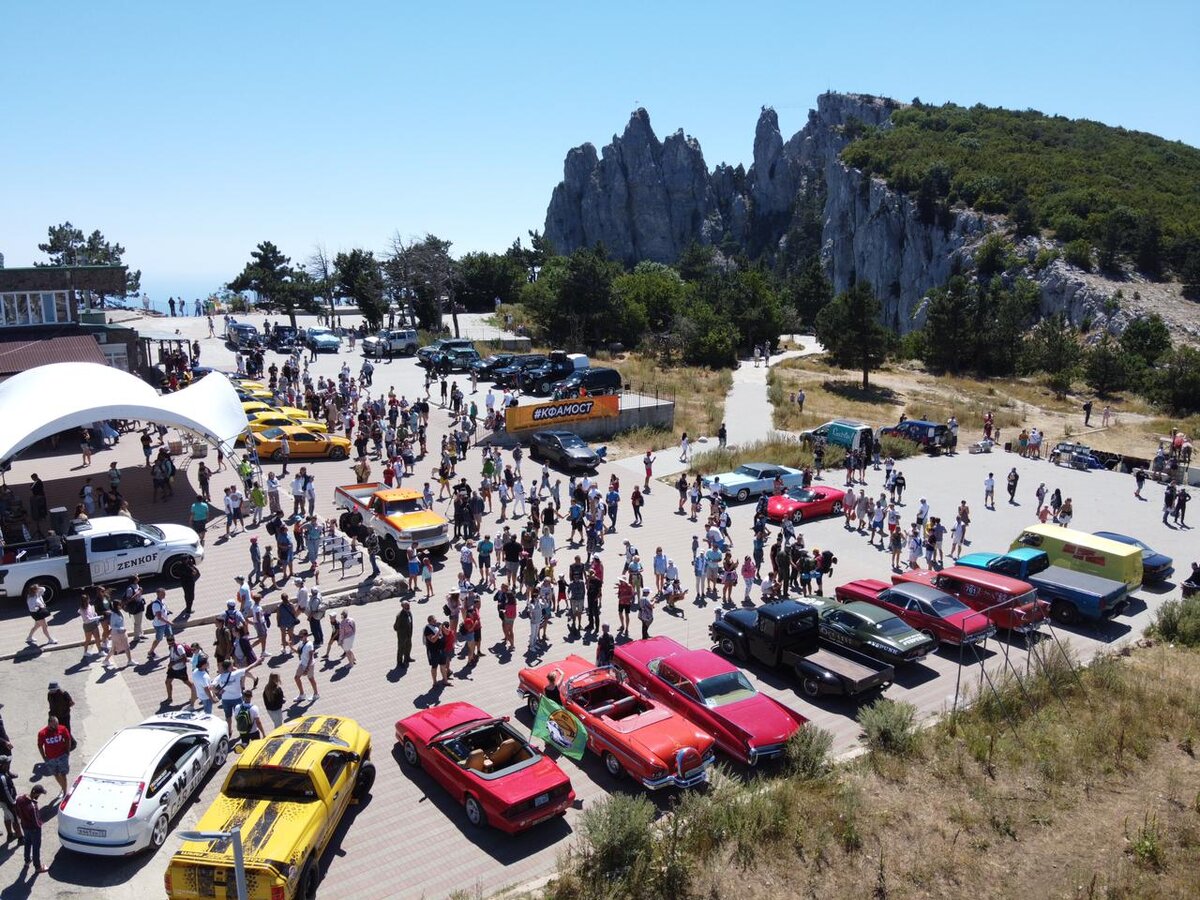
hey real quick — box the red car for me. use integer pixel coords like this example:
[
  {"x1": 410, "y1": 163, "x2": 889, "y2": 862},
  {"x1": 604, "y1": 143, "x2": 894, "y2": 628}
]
[
  {"x1": 893, "y1": 566, "x2": 1049, "y2": 633},
  {"x1": 614, "y1": 636, "x2": 808, "y2": 765},
  {"x1": 518, "y1": 655, "x2": 716, "y2": 790},
  {"x1": 766, "y1": 485, "x2": 846, "y2": 524},
  {"x1": 395, "y1": 701, "x2": 575, "y2": 834},
  {"x1": 834, "y1": 579, "x2": 995, "y2": 646}
]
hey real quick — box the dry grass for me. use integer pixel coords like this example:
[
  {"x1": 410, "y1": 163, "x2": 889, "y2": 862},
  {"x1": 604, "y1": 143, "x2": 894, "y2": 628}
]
[{"x1": 547, "y1": 643, "x2": 1200, "y2": 900}]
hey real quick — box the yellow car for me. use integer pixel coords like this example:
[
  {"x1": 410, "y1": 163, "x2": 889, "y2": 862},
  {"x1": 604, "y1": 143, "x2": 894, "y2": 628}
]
[
  {"x1": 242, "y1": 401, "x2": 312, "y2": 421},
  {"x1": 164, "y1": 715, "x2": 373, "y2": 900},
  {"x1": 247, "y1": 412, "x2": 328, "y2": 434},
  {"x1": 231, "y1": 378, "x2": 269, "y2": 391},
  {"x1": 235, "y1": 385, "x2": 274, "y2": 402},
  {"x1": 251, "y1": 426, "x2": 351, "y2": 462}
]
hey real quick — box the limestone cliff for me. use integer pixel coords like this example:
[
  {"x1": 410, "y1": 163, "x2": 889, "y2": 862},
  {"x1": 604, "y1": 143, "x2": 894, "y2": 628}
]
[{"x1": 545, "y1": 91, "x2": 1162, "y2": 338}]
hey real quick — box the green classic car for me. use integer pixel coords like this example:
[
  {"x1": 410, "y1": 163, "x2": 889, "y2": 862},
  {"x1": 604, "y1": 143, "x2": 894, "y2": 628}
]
[{"x1": 806, "y1": 598, "x2": 937, "y2": 664}]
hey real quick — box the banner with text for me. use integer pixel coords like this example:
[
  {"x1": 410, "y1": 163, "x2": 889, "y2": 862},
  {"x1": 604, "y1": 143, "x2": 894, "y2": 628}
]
[{"x1": 505, "y1": 395, "x2": 619, "y2": 433}]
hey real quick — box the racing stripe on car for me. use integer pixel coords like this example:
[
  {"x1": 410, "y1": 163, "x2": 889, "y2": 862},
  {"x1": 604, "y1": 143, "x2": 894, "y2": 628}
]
[
  {"x1": 293, "y1": 716, "x2": 319, "y2": 733},
  {"x1": 250, "y1": 737, "x2": 289, "y2": 767},
  {"x1": 208, "y1": 802, "x2": 260, "y2": 853},
  {"x1": 239, "y1": 801, "x2": 283, "y2": 857},
  {"x1": 317, "y1": 716, "x2": 341, "y2": 736},
  {"x1": 276, "y1": 739, "x2": 310, "y2": 770}
]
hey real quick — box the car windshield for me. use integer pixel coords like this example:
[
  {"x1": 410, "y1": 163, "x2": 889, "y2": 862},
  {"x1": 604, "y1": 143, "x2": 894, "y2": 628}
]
[
  {"x1": 383, "y1": 497, "x2": 423, "y2": 516},
  {"x1": 1025, "y1": 554, "x2": 1049, "y2": 575},
  {"x1": 872, "y1": 617, "x2": 912, "y2": 636},
  {"x1": 260, "y1": 427, "x2": 284, "y2": 439},
  {"x1": 786, "y1": 488, "x2": 817, "y2": 502},
  {"x1": 695, "y1": 672, "x2": 757, "y2": 708},
  {"x1": 734, "y1": 465, "x2": 762, "y2": 478},
  {"x1": 559, "y1": 434, "x2": 586, "y2": 449},
  {"x1": 135, "y1": 522, "x2": 165, "y2": 541},
  {"x1": 225, "y1": 769, "x2": 318, "y2": 802}
]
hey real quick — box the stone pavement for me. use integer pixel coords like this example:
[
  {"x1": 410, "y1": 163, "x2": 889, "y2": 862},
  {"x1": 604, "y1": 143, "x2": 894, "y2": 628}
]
[{"x1": 0, "y1": 314, "x2": 1194, "y2": 898}]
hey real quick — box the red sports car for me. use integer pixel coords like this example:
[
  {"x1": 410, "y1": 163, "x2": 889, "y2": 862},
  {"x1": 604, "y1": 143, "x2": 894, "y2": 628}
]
[
  {"x1": 835, "y1": 578, "x2": 995, "y2": 646},
  {"x1": 395, "y1": 701, "x2": 574, "y2": 834},
  {"x1": 894, "y1": 566, "x2": 1049, "y2": 633},
  {"x1": 614, "y1": 636, "x2": 808, "y2": 765},
  {"x1": 766, "y1": 485, "x2": 846, "y2": 524},
  {"x1": 518, "y1": 655, "x2": 716, "y2": 790}
]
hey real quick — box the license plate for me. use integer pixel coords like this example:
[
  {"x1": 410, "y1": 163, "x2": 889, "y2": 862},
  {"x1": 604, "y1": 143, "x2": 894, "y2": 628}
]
[
  {"x1": 534, "y1": 793, "x2": 549, "y2": 807},
  {"x1": 78, "y1": 827, "x2": 107, "y2": 837}
]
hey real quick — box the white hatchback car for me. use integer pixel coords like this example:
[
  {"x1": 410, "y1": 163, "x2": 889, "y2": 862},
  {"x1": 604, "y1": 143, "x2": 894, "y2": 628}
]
[{"x1": 58, "y1": 711, "x2": 229, "y2": 855}]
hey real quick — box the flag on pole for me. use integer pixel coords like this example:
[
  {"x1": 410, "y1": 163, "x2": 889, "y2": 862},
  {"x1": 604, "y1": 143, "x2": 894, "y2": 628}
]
[{"x1": 531, "y1": 695, "x2": 588, "y2": 760}]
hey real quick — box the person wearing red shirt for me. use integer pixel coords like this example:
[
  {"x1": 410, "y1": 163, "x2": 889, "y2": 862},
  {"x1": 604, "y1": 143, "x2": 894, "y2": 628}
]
[
  {"x1": 36, "y1": 716, "x2": 72, "y2": 796},
  {"x1": 14, "y1": 784, "x2": 48, "y2": 872},
  {"x1": 440, "y1": 620, "x2": 455, "y2": 682}
]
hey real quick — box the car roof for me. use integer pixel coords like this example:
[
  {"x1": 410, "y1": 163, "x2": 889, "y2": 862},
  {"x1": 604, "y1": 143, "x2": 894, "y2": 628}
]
[
  {"x1": 886, "y1": 582, "x2": 952, "y2": 603},
  {"x1": 937, "y1": 565, "x2": 1031, "y2": 592},
  {"x1": 73, "y1": 516, "x2": 143, "y2": 536},
  {"x1": 840, "y1": 601, "x2": 896, "y2": 623},
  {"x1": 88, "y1": 726, "x2": 180, "y2": 777},
  {"x1": 375, "y1": 488, "x2": 423, "y2": 502},
  {"x1": 664, "y1": 649, "x2": 737, "y2": 679}
]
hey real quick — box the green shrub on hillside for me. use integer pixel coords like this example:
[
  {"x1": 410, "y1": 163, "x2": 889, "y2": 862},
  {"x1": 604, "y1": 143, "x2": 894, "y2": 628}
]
[
  {"x1": 858, "y1": 698, "x2": 920, "y2": 756},
  {"x1": 1152, "y1": 594, "x2": 1200, "y2": 646},
  {"x1": 841, "y1": 103, "x2": 1200, "y2": 278}
]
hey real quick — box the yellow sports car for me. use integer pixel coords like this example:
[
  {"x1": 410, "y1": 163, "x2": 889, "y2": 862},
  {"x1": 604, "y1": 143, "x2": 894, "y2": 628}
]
[
  {"x1": 164, "y1": 715, "x2": 374, "y2": 900},
  {"x1": 242, "y1": 400, "x2": 312, "y2": 421},
  {"x1": 235, "y1": 385, "x2": 274, "y2": 401},
  {"x1": 247, "y1": 411, "x2": 328, "y2": 434},
  {"x1": 251, "y1": 426, "x2": 351, "y2": 461}
]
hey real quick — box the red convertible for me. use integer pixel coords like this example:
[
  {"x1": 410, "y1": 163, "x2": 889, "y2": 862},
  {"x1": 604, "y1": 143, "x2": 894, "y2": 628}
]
[
  {"x1": 893, "y1": 566, "x2": 1049, "y2": 633},
  {"x1": 518, "y1": 655, "x2": 716, "y2": 790},
  {"x1": 614, "y1": 636, "x2": 807, "y2": 765},
  {"x1": 766, "y1": 485, "x2": 846, "y2": 524},
  {"x1": 834, "y1": 579, "x2": 995, "y2": 646},
  {"x1": 395, "y1": 701, "x2": 575, "y2": 834}
]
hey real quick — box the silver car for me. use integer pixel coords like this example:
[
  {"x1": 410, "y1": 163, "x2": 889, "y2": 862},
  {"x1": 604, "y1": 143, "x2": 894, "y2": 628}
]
[{"x1": 58, "y1": 711, "x2": 229, "y2": 855}]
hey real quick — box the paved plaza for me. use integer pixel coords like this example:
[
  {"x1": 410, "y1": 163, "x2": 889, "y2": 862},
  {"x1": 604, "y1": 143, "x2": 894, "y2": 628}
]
[{"x1": 0, "y1": 311, "x2": 1194, "y2": 898}]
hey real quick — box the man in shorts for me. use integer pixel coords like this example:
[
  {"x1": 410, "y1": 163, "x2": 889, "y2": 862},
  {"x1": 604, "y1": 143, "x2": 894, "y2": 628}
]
[
  {"x1": 146, "y1": 588, "x2": 174, "y2": 659},
  {"x1": 164, "y1": 636, "x2": 195, "y2": 706},
  {"x1": 233, "y1": 690, "x2": 266, "y2": 746},
  {"x1": 293, "y1": 629, "x2": 319, "y2": 702},
  {"x1": 190, "y1": 494, "x2": 209, "y2": 547},
  {"x1": 36, "y1": 715, "x2": 72, "y2": 797}
]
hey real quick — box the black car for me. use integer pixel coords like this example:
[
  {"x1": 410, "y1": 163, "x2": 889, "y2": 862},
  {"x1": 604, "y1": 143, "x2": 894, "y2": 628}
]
[
  {"x1": 417, "y1": 338, "x2": 474, "y2": 366},
  {"x1": 226, "y1": 322, "x2": 260, "y2": 350},
  {"x1": 520, "y1": 351, "x2": 583, "y2": 395},
  {"x1": 429, "y1": 347, "x2": 482, "y2": 373},
  {"x1": 269, "y1": 325, "x2": 299, "y2": 351},
  {"x1": 552, "y1": 366, "x2": 623, "y2": 398},
  {"x1": 493, "y1": 354, "x2": 549, "y2": 387},
  {"x1": 529, "y1": 430, "x2": 601, "y2": 471},
  {"x1": 471, "y1": 353, "x2": 517, "y2": 379},
  {"x1": 879, "y1": 419, "x2": 950, "y2": 453}
]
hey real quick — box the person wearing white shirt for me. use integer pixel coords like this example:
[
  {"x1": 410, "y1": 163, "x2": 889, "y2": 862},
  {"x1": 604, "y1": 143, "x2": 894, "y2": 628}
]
[
  {"x1": 291, "y1": 473, "x2": 306, "y2": 516},
  {"x1": 305, "y1": 475, "x2": 317, "y2": 516},
  {"x1": 215, "y1": 657, "x2": 261, "y2": 737},
  {"x1": 191, "y1": 657, "x2": 216, "y2": 714},
  {"x1": 984, "y1": 473, "x2": 996, "y2": 510},
  {"x1": 513, "y1": 478, "x2": 527, "y2": 518}
]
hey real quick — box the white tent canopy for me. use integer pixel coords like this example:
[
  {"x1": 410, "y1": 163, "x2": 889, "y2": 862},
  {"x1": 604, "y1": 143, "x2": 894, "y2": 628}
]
[{"x1": 0, "y1": 362, "x2": 246, "y2": 464}]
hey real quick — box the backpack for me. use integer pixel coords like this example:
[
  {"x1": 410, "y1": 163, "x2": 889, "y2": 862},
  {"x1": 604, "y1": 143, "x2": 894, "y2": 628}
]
[
  {"x1": 309, "y1": 591, "x2": 326, "y2": 620},
  {"x1": 235, "y1": 703, "x2": 253, "y2": 736}
]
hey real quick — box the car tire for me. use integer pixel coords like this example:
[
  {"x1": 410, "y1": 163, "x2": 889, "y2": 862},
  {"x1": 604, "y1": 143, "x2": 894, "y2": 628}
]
[
  {"x1": 603, "y1": 751, "x2": 623, "y2": 779},
  {"x1": 539, "y1": 381, "x2": 550, "y2": 395},
  {"x1": 380, "y1": 540, "x2": 401, "y2": 568},
  {"x1": 465, "y1": 795, "x2": 487, "y2": 828},
  {"x1": 801, "y1": 676, "x2": 822, "y2": 698},
  {"x1": 736, "y1": 488, "x2": 750, "y2": 503},
  {"x1": 402, "y1": 739, "x2": 420, "y2": 768},
  {"x1": 329, "y1": 447, "x2": 348, "y2": 461},
  {"x1": 526, "y1": 693, "x2": 540, "y2": 718},
  {"x1": 791, "y1": 510, "x2": 804, "y2": 525},
  {"x1": 213, "y1": 737, "x2": 229, "y2": 768},
  {"x1": 921, "y1": 629, "x2": 940, "y2": 647},
  {"x1": 352, "y1": 760, "x2": 376, "y2": 800},
  {"x1": 164, "y1": 555, "x2": 190, "y2": 580},
  {"x1": 832, "y1": 501, "x2": 843, "y2": 514},
  {"x1": 300, "y1": 858, "x2": 320, "y2": 900},
  {"x1": 271, "y1": 449, "x2": 284, "y2": 461},
  {"x1": 25, "y1": 577, "x2": 60, "y2": 605},
  {"x1": 1050, "y1": 600, "x2": 1078, "y2": 627},
  {"x1": 338, "y1": 512, "x2": 353, "y2": 532},
  {"x1": 717, "y1": 637, "x2": 745, "y2": 662},
  {"x1": 150, "y1": 812, "x2": 170, "y2": 850}
]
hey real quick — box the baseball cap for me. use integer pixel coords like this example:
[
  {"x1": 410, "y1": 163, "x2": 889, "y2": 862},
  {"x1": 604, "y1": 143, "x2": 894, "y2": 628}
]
[
  {"x1": 226, "y1": 599, "x2": 237, "y2": 607},
  {"x1": 48, "y1": 681, "x2": 60, "y2": 690}
]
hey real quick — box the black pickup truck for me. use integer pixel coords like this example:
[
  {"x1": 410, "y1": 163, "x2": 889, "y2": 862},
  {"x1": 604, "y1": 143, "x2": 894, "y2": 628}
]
[{"x1": 710, "y1": 600, "x2": 894, "y2": 698}]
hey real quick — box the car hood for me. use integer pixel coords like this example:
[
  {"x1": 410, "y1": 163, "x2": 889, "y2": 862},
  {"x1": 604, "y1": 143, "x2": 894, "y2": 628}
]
[
  {"x1": 176, "y1": 794, "x2": 318, "y2": 869},
  {"x1": 713, "y1": 696, "x2": 801, "y2": 747},
  {"x1": 156, "y1": 523, "x2": 202, "y2": 547},
  {"x1": 943, "y1": 609, "x2": 994, "y2": 635},
  {"x1": 563, "y1": 446, "x2": 599, "y2": 460},
  {"x1": 613, "y1": 710, "x2": 714, "y2": 766},
  {"x1": 384, "y1": 511, "x2": 447, "y2": 532},
  {"x1": 312, "y1": 335, "x2": 341, "y2": 345},
  {"x1": 704, "y1": 473, "x2": 752, "y2": 489}
]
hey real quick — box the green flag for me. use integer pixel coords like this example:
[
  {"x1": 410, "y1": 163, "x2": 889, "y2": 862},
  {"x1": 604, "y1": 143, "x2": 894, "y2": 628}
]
[{"x1": 531, "y1": 695, "x2": 588, "y2": 760}]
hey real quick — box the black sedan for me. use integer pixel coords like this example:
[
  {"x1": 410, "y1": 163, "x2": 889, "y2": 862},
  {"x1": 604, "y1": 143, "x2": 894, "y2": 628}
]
[
  {"x1": 529, "y1": 430, "x2": 601, "y2": 472},
  {"x1": 471, "y1": 353, "x2": 517, "y2": 379}
]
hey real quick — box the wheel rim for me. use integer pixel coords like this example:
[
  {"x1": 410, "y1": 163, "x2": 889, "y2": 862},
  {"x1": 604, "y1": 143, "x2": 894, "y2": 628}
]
[
  {"x1": 792, "y1": 510, "x2": 804, "y2": 524},
  {"x1": 832, "y1": 501, "x2": 842, "y2": 514},
  {"x1": 466, "y1": 797, "x2": 483, "y2": 826},
  {"x1": 214, "y1": 738, "x2": 228, "y2": 767},
  {"x1": 719, "y1": 638, "x2": 736, "y2": 657},
  {"x1": 152, "y1": 814, "x2": 169, "y2": 847},
  {"x1": 604, "y1": 752, "x2": 621, "y2": 777},
  {"x1": 803, "y1": 678, "x2": 820, "y2": 697},
  {"x1": 403, "y1": 740, "x2": 418, "y2": 766},
  {"x1": 737, "y1": 490, "x2": 749, "y2": 502}
]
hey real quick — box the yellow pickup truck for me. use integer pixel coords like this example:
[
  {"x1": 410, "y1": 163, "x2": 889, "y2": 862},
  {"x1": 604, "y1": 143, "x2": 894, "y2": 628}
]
[
  {"x1": 164, "y1": 716, "x2": 373, "y2": 900},
  {"x1": 333, "y1": 482, "x2": 450, "y2": 563}
]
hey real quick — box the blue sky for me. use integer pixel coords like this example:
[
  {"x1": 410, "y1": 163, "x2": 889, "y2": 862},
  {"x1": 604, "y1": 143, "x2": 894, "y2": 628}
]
[{"x1": 2, "y1": 1, "x2": 1196, "y2": 305}]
